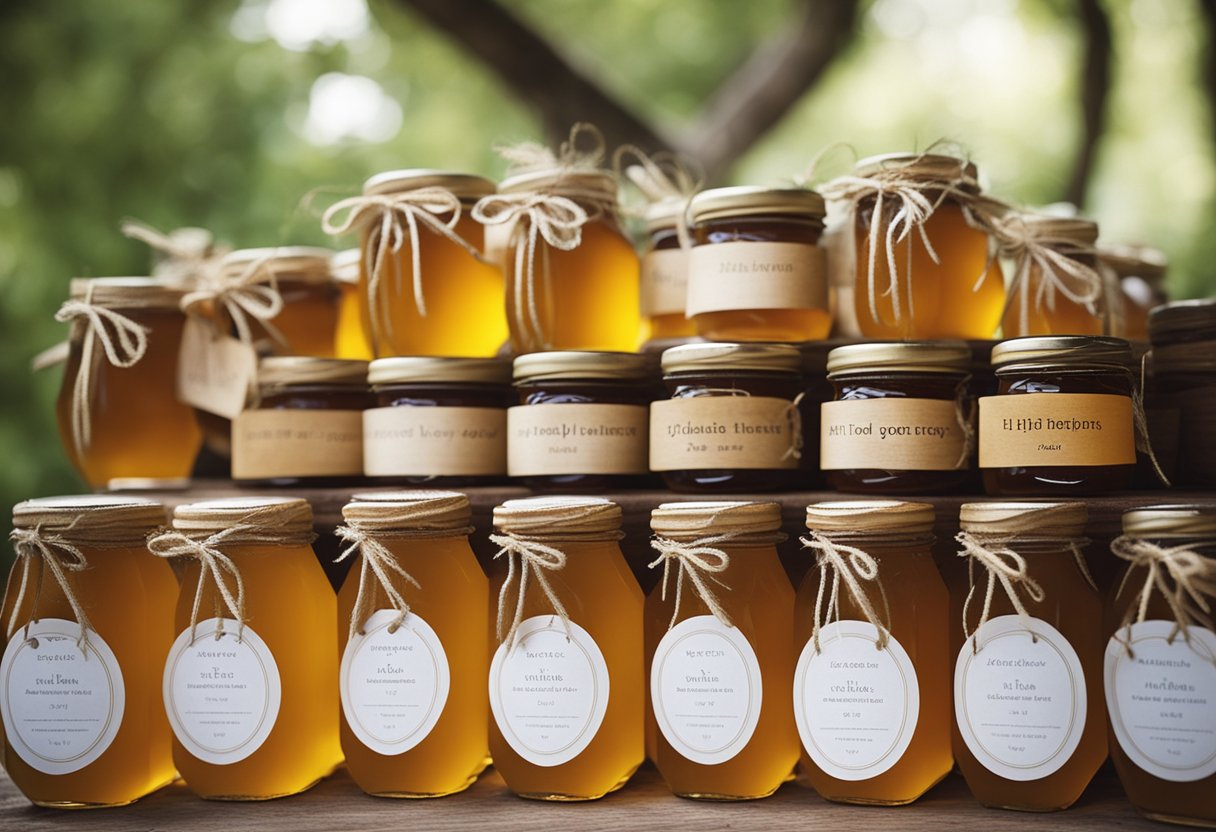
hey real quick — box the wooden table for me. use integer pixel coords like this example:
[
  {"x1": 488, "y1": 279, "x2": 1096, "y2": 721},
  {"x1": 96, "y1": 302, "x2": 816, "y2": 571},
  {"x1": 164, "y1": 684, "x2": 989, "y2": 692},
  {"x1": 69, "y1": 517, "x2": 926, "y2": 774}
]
[{"x1": 0, "y1": 765, "x2": 1165, "y2": 831}]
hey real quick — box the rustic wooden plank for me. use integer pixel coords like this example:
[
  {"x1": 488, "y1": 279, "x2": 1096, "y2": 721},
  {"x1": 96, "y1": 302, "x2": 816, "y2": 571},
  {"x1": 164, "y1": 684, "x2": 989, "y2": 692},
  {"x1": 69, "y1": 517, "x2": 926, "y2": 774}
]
[{"x1": 0, "y1": 765, "x2": 1161, "y2": 832}]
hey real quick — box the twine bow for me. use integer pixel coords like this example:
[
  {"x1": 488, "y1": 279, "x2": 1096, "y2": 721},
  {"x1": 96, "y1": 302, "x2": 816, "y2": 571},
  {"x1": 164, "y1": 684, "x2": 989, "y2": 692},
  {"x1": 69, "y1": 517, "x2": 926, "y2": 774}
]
[
  {"x1": 148, "y1": 529, "x2": 248, "y2": 645},
  {"x1": 613, "y1": 144, "x2": 702, "y2": 249},
  {"x1": 334, "y1": 524, "x2": 422, "y2": 644},
  {"x1": 994, "y1": 214, "x2": 1104, "y2": 335},
  {"x1": 497, "y1": 122, "x2": 607, "y2": 175},
  {"x1": 7, "y1": 528, "x2": 96, "y2": 655},
  {"x1": 490, "y1": 533, "x2": 572, "y2": 651},
  {"x1": 321, "y1": 187, "x2": 485, "y2": 350},
  {"x1": 181, "y1": 254, "x2": 285, "y2": 347},
  {"x1": 801, "y1": 532, "x2": 891, "y2": 652},
  {"x1": 55, "y1": 285, "x2": 149, "y2": 455},
  {"x1": 956, "y1": 531, "x2": 1050, "y2": 649},
  {"x1": 121, "y1": 218, "x2": 224, "y2": 284},
  {"x1": 1112, "y1": 535, "x2": 1216, "y2": 660},
  {"x1": 648, "y1": 535, "x2": 735, "y2": 630}
]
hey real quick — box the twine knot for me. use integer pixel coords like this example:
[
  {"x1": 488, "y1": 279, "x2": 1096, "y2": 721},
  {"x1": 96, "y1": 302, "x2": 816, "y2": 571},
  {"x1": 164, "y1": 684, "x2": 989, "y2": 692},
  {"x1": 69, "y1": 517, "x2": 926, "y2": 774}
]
[
  {"x1": 993, "y1": 213, "x2": 1104, "y2": 335},
  {"x1": 648, "y1": 535, "x2": 735, "y2": 630},
  {"x1": 956, "y1": 530, "x2": 1048, "y2": 650},
  {"x1": 801, "y1": 532, "x2": 891, "y2": 652},
  {"x1": 1112, "y1": 535, "x2": 1216, "y2": 659},
  {"x1": 7, "y1": 528, "x2": 95, "y2": 655},
  {"x1": 121, "y1": 218, "x2": 225, "y2": 284},
  {"x1": 490, "y1": 533, "x2": 572, "y2": 652},
  {"x1": 181, "y1": 254, "x2": 286, "y2": 347},
  {"x1": 334, "y1": 524, "x2": 422, "y2": 644},
  {"x1": 148, "y1": 529, "x2": 247, "y2": 645}
]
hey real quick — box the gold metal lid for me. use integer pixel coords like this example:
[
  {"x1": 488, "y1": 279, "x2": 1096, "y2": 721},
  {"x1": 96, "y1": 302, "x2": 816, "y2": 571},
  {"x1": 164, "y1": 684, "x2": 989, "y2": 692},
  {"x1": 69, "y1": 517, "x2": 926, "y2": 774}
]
[
  {"x1": 13, "y1": 495, "x2": 168, "y2": 544},
  {"x1": 661, "y1": 342, "x2": 802, "y2": 374},
  {"x1": 258, "y1": 356, "x2": 368, "y2": 387},
  {"x1": 368, "y1": 356, "x2": 511, "y2": 386},
  {"x1": 171, "y1": 496, "x2": 314, "y2": 538},
  {"x1": 805, "y1": 500, "x2": 935, "y2": 535},
  {"x1": 497, "y1": 168, "x2": 617, "y2": 199},
  {"x1": 990, "y1": 336, "x2": 1133, "y2": 370},
  {"x1": 513, "y1": 351, "x2": 652, "y2": 383},
  {"x1": 330, "y1": 248, "x2": 361, "y2": 285},
  {"x1": 363, "y1": 169, "x2": 496, "y2": 200},
  {"x1": 1149, "y1": 299, "x2": 1216, "y2": 344},
  {"x1": 342, "y1": 491, "x2": 471, "y2": 533},
  {"x1": 826, "y1": 341, "x2": 971, "y2": 376},
  {"x1": 644, "y1": 198, "x2": 687, "y2": 232},
  {"x1": 68, "y1": 277, "x2": 188, "y2": 309},
  {"x1": 689, "y1": 186, "x2": 825, "y2": 223},
  {"x1": 493, "y1": 496, "x2": 622, "y2": 536},
  {"x1": 1099, "y1": 244, "x2": 1167, "y2": 282},
  {"x1": 1008, "y1": 213, "x2": 1099, "y2": 246},
  {"x1": 959, "y1": 502, "x2": 1088, "y2": 538},
  {"x1": 650, "y1": 501, "x2": 782, "y2": 537},
  {"x1": 1122, "y1": 505, "x2": 1216, "y2": 538},
  {"x1": 854, "y1": 152, "x2": 980, "y2": 188},
  {"x1": 220, "y1": 247, "x2": 336, "y2": 285}
]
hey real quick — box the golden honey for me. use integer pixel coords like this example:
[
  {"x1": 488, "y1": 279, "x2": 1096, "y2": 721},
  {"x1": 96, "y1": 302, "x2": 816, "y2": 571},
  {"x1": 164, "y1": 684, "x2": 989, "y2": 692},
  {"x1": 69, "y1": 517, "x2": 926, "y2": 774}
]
[
  {"x1": 640, "y1": 199, "x2": 695, "y2": 342},
  {"x1": 219, "y1": 247, "x2": 341, "y2": 358},
  {"x1": 1000, "y1": 216, "x2": 1104, "y2": 338},
  {"x1": 331, "y1": 248, "x2": 373, "y2": 359},
  {"x1": 1, "y1": 497, "x2": 177, "y2": 808}
]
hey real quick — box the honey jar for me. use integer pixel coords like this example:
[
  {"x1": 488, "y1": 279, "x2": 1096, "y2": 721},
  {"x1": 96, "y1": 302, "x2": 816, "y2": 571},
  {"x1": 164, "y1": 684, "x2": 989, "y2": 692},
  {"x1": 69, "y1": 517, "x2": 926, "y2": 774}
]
[
  {"x1": 509, "y1": 351, "x2": 654, "y2": 491},
  {"x1": 646, "y1": 501, "x2": 797, "y2": 799},
  {"x1": 651, "y1": 343, "x2": 808, "y2": 492},
  {"x1": 323, "y1": 170, "x2": 506, "y2": 358},
  {"x1": 952, "y1": 502, "x2": 1106, "y2": 811},
  {"x1": 1105, "y1": 505, "x2": 1216, "y2": 827},
  {"x1": 232, "y1": 357, "x2": 370, "y2": 485},
  {"x1": 1148, "y1": 300, "x2": 1216, "y2": 489},
  {"x1": 686, "y1": 186, "x2": 831, "y2": 342},
  {"x1": 821, "y1": 342, "x2": 974, "y2": 494},
  {"x1": 487, "y1": 497, "x2": 643, "y2": 800},
  {"x1": 2, "y1": 496, "x2": 178, "y2": 807},
  {"x1": 979, "y1": 336, "x2": 1137, "y2": 495},
  {"x1": 331, "y1": 248, "x2": 373, "y2": 360},
  {"x1": 998, "y1": 215, "x2": 1105, "y2": 338},
  {"x1": 1100, "y1": 244, "x2": 1168, "y2": 342},
  {"x1": 149, "y1": 497, "x2": 339, "y2": 800},
  {"x1": 54, "y1": 277, "x2": 202, "y2": 489},
  {"x1": 639, "y1": 199, "x2": 695, "y2": 342},
  {"x1": 822, "y1": 152, "x2": 1006, "y2": 340},
  {"x1": 364, "y1": 357, "x2": 512, "y2": 485},
  {"x1": 218, "y1": 247, "x2": 341, "y2": 357},
  {"x1": 796, "y1": 501, "x2": 952, "y2": 805},
  {"x1": 335, "y1": 492, "x2": 489, "y2": 797}
]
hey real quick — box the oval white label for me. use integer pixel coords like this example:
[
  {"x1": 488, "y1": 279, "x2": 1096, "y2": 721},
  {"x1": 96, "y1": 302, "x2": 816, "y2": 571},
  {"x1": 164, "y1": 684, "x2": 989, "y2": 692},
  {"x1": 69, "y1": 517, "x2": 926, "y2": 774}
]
[
  {"x1": 794, "y1": 621, "x2": 920, "y2": 781},
  {"x1": 0, "y1": 620, "x2": 125, "y2": 775},
  {"x1": 340, "y1": 609, "x2": 450, "y2": 756},
  {"x1": 651, "y1": 615, "x2": 762, "y2": 765},
  {"x1": 488, "y1": 616, "x2": 610, "y2": 767},
  {"x1": 1105, "y1": 621, "x2": 1216, "y2": 782},
  {"x1": 163, "y1": 618, "x2": 281, "y2": 765},
  {"x1": 954, "y1": 614, "x2": 1087, "y2": 781}
]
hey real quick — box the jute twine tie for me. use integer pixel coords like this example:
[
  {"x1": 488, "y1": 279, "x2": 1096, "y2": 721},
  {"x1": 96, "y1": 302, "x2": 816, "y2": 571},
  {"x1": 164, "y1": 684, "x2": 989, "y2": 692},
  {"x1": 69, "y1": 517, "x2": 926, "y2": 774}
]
[
  {"x1": 181, "y1": 253, "x2": 286, "y2": 348},
  {"x1": 801, "y1": 532, "x2": 892, "y2": 652},
  {"x1": 55, "y1": 283, "x2": 149, "y2": 455},
  {"x1": 1112, "y1": 535, "x2": 1216, "y2": 662},
  {"x1": 612, "y1": 144, "x2": 702, "y2": 249},
  {"x1": 321, "y1": 187, "x2": 486, "y2": 350},
  {"x1": 648, "y1": 534, "x2": 738, "y2": 630},
  {"x1": 490, "y1": 532, "x2": 579, "y2": 652},
  {"x1": 7, "y1": 528, "x2": 96, "y2": 655},
  {"x1": 121, "y1": 218, "x2": 226, "y2": 284},
  {"x1": 994, "y1": 213, "x2": 1104, "y2": 336}
]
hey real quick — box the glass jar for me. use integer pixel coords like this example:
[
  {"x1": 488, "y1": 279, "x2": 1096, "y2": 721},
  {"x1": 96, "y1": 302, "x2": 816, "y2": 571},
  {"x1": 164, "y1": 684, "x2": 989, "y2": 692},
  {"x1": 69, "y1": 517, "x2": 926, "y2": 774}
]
[
  {"x1": 646, "y1": 502, "x2": 797, "y2": 799},
  {"x1": 640, "y1": 199, "x2": 694, "y2": 343},
  {"x1": 951, "y1": 501, "x2": 1106, "y2": 811},
  {"x1": 840, "y1": 153, "x2": 1005, "y2": 340},
  {"x1": 979, "y1": 336, "x2": 1137, "y2": 495},
  {"x1": 487, "y1": 497, "x2": 643, "y2": 800},
  {"x1": 1148, "y1": 300, "x2": 1216, "y2": 489},
  {"x1": 1000, "y1": 216, "x2": 1105, "y2": 338},
  {"x1": 54, "y1": 277, "x2": 202, "y2": 489},
  {"x1": 336, "y1": 492, "x2": 489, "y2": 798},
  {"x1": 219, "y1": 247, "x2": 341, "y2": 358},
  {"x1": 232, "y1": 357, "x2": 370, "y2": 485},
  {"x1": 795, "y1": 501, "x2": 952, "y2": 805},
  {"x1": 343, "y1": 170, "x2": 506, "y2": 358},
  {"x1": 364, "y1": 356, "x2": 512, "y2": 485},
  {"x1": 687, "y1": 186, "x2": 831, "y2": 342},
  {"x1": 1, "y1": 497, "x2": 178, "y2": 808},
  {"x1": 1100, "y1": 245, "x2": 1168, "y2": 342},
  {"x1": 651, "y1": 343, "x2": 808, "y2": 492},
  {"x1": 331, "y1": 248, "x2": 373, "y2": 360},
  {"x1": 821, "y1": 341, "x2": 974, "y2": 494},
  {"x1": 1105, "y1": 505, "x2": 1216, "y2": 827},
  {"x1": 509, "y1": 351, "x2": 655, "y2": 491},
  {"x1": 485, "y1": 169, "x2": 640, "y2": 353},
  {"x1": 149, "y1": 498, "x2": 339, "y2": 800}
]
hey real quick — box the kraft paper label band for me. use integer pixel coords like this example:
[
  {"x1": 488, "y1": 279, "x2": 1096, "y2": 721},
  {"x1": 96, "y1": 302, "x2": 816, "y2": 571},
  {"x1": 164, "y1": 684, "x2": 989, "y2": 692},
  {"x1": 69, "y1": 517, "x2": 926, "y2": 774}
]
[
  {"x1": 820, "y1": 398, "x2": 967, "y2": 471},
  {"x1": 640, "y1": 248, "x2": 690, "y2": 317},
  {"x1": 177, "y1": 317, "x2": 257, "y2": 420},
  {"x1": 650, "y1": 396, "x2": 800, "y2": 472},
  {"x1": 363, "y1": 406, "x2": 507, "y2": 477},
  {"x1": 507, "y1": 403, "x2": 649, "y2": 476},
  {"x1": 687, "y1": 241, "x2": 828, "y2": 317},
  {"x1": 979, "y1": 393, "x2": 1135, "y2": 468},
  {"x1": 232, "y1": 408, "x2": 363, "y2": 478}
]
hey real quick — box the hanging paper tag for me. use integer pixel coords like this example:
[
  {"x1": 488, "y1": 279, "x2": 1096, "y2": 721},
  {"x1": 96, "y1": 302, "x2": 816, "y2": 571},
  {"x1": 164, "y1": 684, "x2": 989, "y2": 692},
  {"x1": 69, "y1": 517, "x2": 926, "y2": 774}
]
[{"x1": 177, "y1": 317, "x2": 257, "y2": 420}]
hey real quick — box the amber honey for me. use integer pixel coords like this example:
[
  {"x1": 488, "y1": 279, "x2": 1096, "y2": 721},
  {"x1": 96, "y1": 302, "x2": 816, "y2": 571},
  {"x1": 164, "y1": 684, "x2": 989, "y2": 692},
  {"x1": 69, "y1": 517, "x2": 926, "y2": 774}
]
[
  {"x1": 1, "y1": 497, "x2": 177, "y2": 808},
  {"x1": 1101, "y1": 245, "x2": 1167, "y2": 342},
  {"x1": 646, "y1": 502, "x2": 798, "y2": 799},
  {"x1": 336, "y1": 492, "x2": 489, "y2": 797},
  {"x1": 54, "y1": 278, "x2": 202, "y2": 489},
  {"x1": 331, "y1": 249, "x2": 373, "y2": 359},
  {"x1": 219, "y1": 247, "x2": 341, "y2": 358},
  {"x1": 1000, "y1": 216, "x2": 1104, "y2": 338},
  {"x1": 640, "y1": 200, "x2": 695, "y2": 342},
  {"x1": 487, "y1": 497, "x2": 643, "y2": 800}
]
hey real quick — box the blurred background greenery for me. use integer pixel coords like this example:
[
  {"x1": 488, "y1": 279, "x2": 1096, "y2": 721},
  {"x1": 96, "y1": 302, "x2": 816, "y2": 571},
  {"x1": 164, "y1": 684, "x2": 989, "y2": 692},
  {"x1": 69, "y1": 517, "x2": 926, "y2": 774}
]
[{"x1": 1, "y1": 0, "x2": 1213, "y2": 532}]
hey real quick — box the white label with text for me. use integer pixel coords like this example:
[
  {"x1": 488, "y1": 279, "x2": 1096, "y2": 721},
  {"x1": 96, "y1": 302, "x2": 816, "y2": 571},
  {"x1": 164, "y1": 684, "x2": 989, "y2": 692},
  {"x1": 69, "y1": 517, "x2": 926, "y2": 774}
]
[
  {"x1": 508, "y1": 404, "x2": 649, "y2": 476},
  {"x1": 687, "y1": 241, "x2": 828, "y2": 316},
  {"x1": 363, "y1": 406, "x2": 507, "y2": 477}
]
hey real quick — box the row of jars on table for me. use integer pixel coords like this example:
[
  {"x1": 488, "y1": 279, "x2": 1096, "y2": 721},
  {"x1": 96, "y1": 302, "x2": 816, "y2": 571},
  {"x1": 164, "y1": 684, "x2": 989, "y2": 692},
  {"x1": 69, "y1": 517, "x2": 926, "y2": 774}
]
[{"x1": 3, "y1": 492, "x2": 1212, "y2": 825}]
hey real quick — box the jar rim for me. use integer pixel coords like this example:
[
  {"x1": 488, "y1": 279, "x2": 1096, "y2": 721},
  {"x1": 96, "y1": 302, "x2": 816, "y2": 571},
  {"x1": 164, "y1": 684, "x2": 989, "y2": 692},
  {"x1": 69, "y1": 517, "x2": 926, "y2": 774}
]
[
  {"x1": 258, "y1": 356, "x2": 368, "y2": 387},
  {"x1": 343, "y1": 490, "x2": 471, "y2": 532},
  {"x1": 368, "y1": 356, "x2": 511, "y2": 386},
  {"x1": 1122, "y1": 504, "x2": 1216, "y2": 538},
  {"x1": 854, "y1": 152, "x2": 980, "y2": 189},
  {"x1": 494, "y1": 496, "x2": 622, "y2": 537},
  {"x1": 689, "y1": 186, "x2": 825, "y2": 224},
  {"x1": 13, "y1": 495, "x2": 168, "y2": 543},
  {"x1": 990, "y1": 336, "x2": 1133, "y2": 370},
  {"x1": 805, "y1": 500, "x2": 935, "y2": 534},
  {"x1": 1149, "y1": 299, "x2": 1216, "y2": 344},
  {"x1": 362, "y1": 168, "x2": 496, "y2": 199},
  {"x1": 1099, "y1": 244, "x2": 1167, "y2": 281},
  {"x1": 959, "y1": 501, "x2": 1088, "y2": 538},
  {"x1": 220, "y1": 247, "x2": 335, "y2": 285},
  {"x1": 69, "y1": 277, "x2": 188, "y2": 309},
  {"x1": 651, "y1": 501, "x2": 782, "y2": 537},
  {"x1": 661, "y1": 342, "x2": 802, "y2": 375},
  {"x1": 826, "y1": 341, "x2": 971, "y2": 376},
  {"x1": 513, "y1": 351, "x2": 653, "y2": 383},
  {"x1": 497, "y1": 168, "x2": 617, "y2": 199}
]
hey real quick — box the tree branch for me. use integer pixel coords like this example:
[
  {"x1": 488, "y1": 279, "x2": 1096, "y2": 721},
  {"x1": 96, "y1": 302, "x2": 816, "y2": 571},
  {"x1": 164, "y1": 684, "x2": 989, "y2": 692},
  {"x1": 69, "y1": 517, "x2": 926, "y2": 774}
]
[{"x1": 1064, "y1": 0, "x2": 1112, "y2": 208}]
